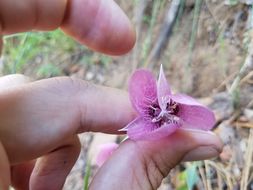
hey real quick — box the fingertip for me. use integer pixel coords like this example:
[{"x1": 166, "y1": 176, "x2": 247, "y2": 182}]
[
  {"x1": 172, "y1": 129, "x2": 224, "y2": 161},
  {"x1": 177, "y1": 128, "x2": 224, "y2": 151},
  {"x1": 61, "y1": 0, "x2": 136, "y2": 55},
  {"x1": 182, "y1": 145, "x2": 221, "y2": 162}
]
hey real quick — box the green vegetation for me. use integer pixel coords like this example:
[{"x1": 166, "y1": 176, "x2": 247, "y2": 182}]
[
  {"x1": 3, "y1": 30, "x2": 77, "y2": 74},
  {"x1": 83, "y1": 161, "x2": 91, "y2": 190}
]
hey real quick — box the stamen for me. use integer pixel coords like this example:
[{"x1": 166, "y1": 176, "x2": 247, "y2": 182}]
[
  {"x1": 166, "y1": 99, "x2": 179, "y2": 115},
  {"x1": 149, "y1": 105, "x2": 157, "y2": 110},
  {"x1": 150, "y1": 98, "x2": 180, "y2": 126},
  {"x1": 147, "y1": 100, "x2": 161, "y2": 119}
]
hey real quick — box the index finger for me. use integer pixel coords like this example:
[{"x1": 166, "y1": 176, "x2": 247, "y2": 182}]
[
  {"x1": 0, "y1": 77, "x2": 136, "y2": 162},
  {"x1": 0, "y1": 0, "x2": 135, "y2": 55}
]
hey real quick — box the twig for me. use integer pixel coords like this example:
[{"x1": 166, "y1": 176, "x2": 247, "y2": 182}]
[
  {"x1": 198, "y1": 164, "x2": 208, "y2": 190},
  {"x1": 240, "y1": 129, "x2": 253, "y2": 189},
  {"x1": 247, "y1": 99, "x2": 253, "y2": 108},
  {"x1": 217, "y1": 170, "x2": 223, "y2": 190},
  {"x1": 141, "y1": 0, "x2": 162, "y2": 67},
  {"x1": 240, "y1": 70, "x2": 253, "y2": 85},
  {"x1": 145, "y1": 0, "x2": 181, "y2": 68},
  {"x1": 205, "y1": 161, "x2": 225, "y2": 190},
  {"x1": 213, "y1": 71, "x2": 238, "y2": 93},
  {"x1": 204, "y1": 161, "x2": 212, "y2": 190},
  {"x1": 206, "y1": 160, "x2": 234, "y2": 189},
  {"x1": 182, "y1": 0, "x2": 202, "y2": 92},
  {"x1": 236, "y1": 122, "x2": 253, "y2": 128},
  {"x1": 131, "y1": 0, "x2": 149, "y2": 71},
  {"x1": 228, "y1": 110, "x2": 242, "y2": 123},
  {"x1": 229, "y1": 6, "x2": 253, "y2": 94},
  {"x1": 229, "y1": 45, "x2": 253, "y2": 93},
  {"x1": 186, "y1": 0, "x2": 202, "y2": 68}
]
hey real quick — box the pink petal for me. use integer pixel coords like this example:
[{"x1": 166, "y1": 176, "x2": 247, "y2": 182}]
[
  {"x1": 157, "y1": 65, "x2": 171, "y2": 110},
  {"x1": 126, "y1": 117, "x2": 180, "y2": 141},
  {"x1": 129, "y1": 69, "x2": 157, "y2": 114},
  {"x1": 96, "y1": 143, "x2": 119, "y2": 167},
  {"x1": 171, "y1": 93, "x2": 215, "y2": 130},
  {"x1": 171, "y1": 93, "x2": 202, "y2": 106},
  {"x1": 177, "y1": 104, "x2": 215, "y2": 130}
]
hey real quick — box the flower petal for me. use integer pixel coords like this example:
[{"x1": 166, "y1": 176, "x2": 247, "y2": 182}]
[
  {"x1": 96, "y1": 143, "x2": 119, "y2": 167},
  {"x1": 171, "y1": 93, "x2": 203, "y2": 106},
  {"x1": 129, "y1": 69, "x2": 157, "y2": 114},
  {"x1": 126, "y1": 117, "x2": 180, "y2": 141},
  {"x1": 177, "y1": 104, "x2": 215, "y2": 130},
  {"x1": 171, "y1": 93, "x2": 215, "y2": 130},
  {"x1": 157, "y1": 65, "x2": 171, "y2": 110}
]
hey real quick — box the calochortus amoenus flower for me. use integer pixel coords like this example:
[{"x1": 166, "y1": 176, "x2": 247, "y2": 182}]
[{"x1": 120, "y1": 65, "x2": 215, "y2": 140}]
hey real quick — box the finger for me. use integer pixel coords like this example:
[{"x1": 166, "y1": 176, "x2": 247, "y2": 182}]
[
  {"x1": 0, "y1": 74, "x2": 32, "y2": 189},
  {"x1": 11, "y1": 160, "x2": 36, "y2": 190},
  {"x1": 0, "y1": 0, "x2": 135, "y2": 55},
  {"x1": 29, "y1": 136, "x2": 80, "y2": 190},
  {"x1": 0, "y1": 77, "x2": 135, "y2": 164},
  {"x1": 90, "y1": 130, "x2": 223, "y2": 190},
  {"x1": 61, "y1": 0, "x2": 136, "y2": 55},
  {"x1": 0, "y1": 0, "x2": 66, "y2": 33}
]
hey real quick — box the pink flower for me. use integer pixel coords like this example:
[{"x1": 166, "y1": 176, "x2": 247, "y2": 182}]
[
  {"x1": 96, "y1": 143, "x2": 119, "y2": 167},
  {"x1": 120, "y1": 65, "x2": 215, "y2": 141}
]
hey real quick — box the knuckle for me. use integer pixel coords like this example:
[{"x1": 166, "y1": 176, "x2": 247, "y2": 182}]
[
  {"x1": 50, "y1": 76, "x2": 94, "y2": 95},
  {"x1": 133, "y1": 143, "x2": 165, "y2": 190},
  {"x1": 51, "y1": 77, "x2": 95, "y2": 133},
  {"x1": 143, "y1": 155, "x2": 165, "y2": 190}
]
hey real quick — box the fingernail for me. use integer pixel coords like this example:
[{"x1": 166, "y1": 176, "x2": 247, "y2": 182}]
[
  {"x1": 182, "y1": 145, "x2": 221, "y2": 161},
  {"x1": 178, "y1": 128, "x2": 217, "y2": 136}
]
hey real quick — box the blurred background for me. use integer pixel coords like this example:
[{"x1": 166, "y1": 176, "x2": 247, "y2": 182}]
[{"x1": 1, "y1": 0, "x2": 253, "y2": 189}]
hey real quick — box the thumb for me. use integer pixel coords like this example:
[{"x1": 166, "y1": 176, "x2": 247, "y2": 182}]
[{"x1": 90, "y1": 129, "x2": 223, "y2": 190}]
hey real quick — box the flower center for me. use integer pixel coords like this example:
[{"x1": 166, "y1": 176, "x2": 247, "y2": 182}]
[{"x1": 148, "y1": 98, "x2": 179, "y2": 125}]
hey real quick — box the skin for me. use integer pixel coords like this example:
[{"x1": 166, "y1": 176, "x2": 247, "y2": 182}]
[{"x1": 0, "y1": 0, "x2": 223, "y2": 190}]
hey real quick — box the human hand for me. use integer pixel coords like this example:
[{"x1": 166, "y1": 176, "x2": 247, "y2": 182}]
[
  {"x1": 0, "y1": 75, "x2": 223, "y2": 190},
  {"x1": 0, "y1": 0, "x2": 223, "y2": 189},
  {"x1": 0, "y1": 75, "x2": 135, "y2": 189}
]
